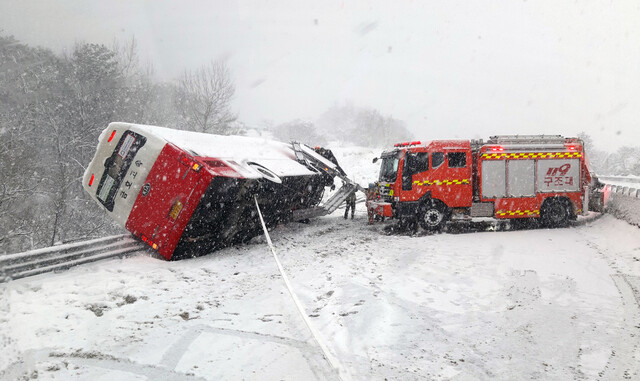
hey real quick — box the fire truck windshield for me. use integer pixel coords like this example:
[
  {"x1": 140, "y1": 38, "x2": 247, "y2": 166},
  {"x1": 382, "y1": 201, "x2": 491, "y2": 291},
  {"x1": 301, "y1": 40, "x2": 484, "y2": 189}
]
[{"x1": 379, "y1": 156, "x2": 400, "y2": 182}]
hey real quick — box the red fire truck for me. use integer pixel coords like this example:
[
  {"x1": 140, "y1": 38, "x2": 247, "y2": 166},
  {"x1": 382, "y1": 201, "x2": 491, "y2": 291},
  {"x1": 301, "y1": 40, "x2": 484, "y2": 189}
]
[{"x1": 370, "y1": 135, "x2": 597, "y2": 230}]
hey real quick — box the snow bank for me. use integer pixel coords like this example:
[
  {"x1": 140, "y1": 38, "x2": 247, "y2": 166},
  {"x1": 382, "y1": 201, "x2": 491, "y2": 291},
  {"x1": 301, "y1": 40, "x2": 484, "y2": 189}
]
[
  {"x1": 328, "y1": 144, "x2": 381, "y2": 187},
  {"x1": 606, "y1": 191, "x2": 640, "y2": 227}
]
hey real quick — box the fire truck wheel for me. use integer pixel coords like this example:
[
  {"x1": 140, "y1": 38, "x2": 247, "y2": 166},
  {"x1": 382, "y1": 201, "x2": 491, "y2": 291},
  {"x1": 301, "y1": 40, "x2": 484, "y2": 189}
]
[
  {"x1": 418, "y1": 201, "x2": 449, "y2": 231},
  {"x1": 541, "y1": 198, "x2": 570, "y2": 227}
]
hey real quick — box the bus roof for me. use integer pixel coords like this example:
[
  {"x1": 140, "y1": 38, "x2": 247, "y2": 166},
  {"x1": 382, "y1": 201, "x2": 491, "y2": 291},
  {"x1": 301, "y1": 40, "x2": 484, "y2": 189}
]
[{"x1": 108, "y1": 122, "x2": 314, "y2": 177}]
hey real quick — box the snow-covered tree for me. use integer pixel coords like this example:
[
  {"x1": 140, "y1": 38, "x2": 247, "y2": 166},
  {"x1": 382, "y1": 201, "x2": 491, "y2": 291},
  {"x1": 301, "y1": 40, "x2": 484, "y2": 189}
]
[
  {"x1": 0, "y1": 35, "x2": 60, "y2": 251},
  {"x1": 577, "y1": 132, "x2": 640, "y2": 176},
  {"x1": 0, "y1": 36, "x2": 146, "y2": 252}
]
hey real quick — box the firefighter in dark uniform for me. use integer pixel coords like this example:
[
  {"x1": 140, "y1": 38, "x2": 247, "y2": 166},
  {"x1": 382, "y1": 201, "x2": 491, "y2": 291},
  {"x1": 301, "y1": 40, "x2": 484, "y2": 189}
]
[{"x1": 344, "y1": 190, "x2": 356, "y2": 219}]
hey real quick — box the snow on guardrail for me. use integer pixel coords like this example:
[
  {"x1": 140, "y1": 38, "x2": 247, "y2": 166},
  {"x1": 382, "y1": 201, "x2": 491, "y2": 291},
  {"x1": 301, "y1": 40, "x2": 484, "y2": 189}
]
[
  {"x1": 598, "y1": 176, "x2": 640, "y2": 228},
  {"x1": 0, "y1": 235, "x2": 146, "y2": 282},
  {"x1": 598, "y1": 175, "x2": 640, "y2": 187}
]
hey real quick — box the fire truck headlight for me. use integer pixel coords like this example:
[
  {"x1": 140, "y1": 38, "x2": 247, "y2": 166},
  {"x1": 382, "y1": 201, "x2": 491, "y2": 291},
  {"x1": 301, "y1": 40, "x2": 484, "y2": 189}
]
[{"x1": 394, "y1": 196, "x2": 399, "y2": 202}]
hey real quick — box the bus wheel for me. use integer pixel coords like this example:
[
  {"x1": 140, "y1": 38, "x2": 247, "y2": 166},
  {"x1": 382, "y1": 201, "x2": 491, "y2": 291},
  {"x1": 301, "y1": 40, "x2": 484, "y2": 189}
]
[
  {"x1": 418, "y1": 201, "x2": 449, "y2": 231},
  {"x1": 541, "y1": 198, "x2": 570, "y2": 228}
]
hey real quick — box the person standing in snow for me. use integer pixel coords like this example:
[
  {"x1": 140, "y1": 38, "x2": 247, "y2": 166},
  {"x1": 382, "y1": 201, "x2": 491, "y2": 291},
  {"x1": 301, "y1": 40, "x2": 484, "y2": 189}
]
[
  {"x1": 366, "y1": 183, "x2": 377, "y2": 224},
  {"x1": 344, "y1": 191, "x2": 356, "y2": 219}
]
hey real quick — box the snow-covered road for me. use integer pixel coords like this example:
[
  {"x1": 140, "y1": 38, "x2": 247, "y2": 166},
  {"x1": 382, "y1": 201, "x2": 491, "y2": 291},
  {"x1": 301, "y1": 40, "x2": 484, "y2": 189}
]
[{"x1": 2, "y1": 212, "x2": 639, "y2": 380}]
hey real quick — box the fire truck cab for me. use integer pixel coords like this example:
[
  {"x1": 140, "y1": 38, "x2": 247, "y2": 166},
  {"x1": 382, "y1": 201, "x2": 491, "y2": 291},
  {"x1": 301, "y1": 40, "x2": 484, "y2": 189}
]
[{"x1": 371, "y1": 135, "x2": 594, "y2": 230}]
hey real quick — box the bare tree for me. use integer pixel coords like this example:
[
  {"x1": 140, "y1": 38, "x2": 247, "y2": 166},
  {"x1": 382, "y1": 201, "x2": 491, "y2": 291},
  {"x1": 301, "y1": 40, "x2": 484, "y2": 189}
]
[
  {"x1": 175, "y1": 60, "x2": 236, "y2": 134},
  {"x1": 113, "y1": 36, "x2": 139, "y2": 78}
]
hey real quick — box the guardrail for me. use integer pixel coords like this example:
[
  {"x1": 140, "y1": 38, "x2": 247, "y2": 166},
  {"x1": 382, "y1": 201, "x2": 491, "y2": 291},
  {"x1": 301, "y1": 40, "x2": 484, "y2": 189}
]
[
  {"x1": 598, "y1": 175, "x2": 640, "y2": 185},
  {"x1": 598, "y1": 175, "x2": 640, "y2": 227},
  {"x1": 0, "y1": 234, "x2": 147, "y2": 283}
]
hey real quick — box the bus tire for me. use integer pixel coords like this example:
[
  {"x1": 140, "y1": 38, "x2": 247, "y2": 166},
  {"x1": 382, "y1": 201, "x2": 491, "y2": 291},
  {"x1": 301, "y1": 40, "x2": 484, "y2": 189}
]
[
  {"x1": 247, "y1": 162, "x2": 282, "y2": 184},
  {"x1": 541, "y1": 198, "x2": 570, "y2": 228},
  {"x1": 418, "y1": 200, "x2": 449, "y2": 231}
]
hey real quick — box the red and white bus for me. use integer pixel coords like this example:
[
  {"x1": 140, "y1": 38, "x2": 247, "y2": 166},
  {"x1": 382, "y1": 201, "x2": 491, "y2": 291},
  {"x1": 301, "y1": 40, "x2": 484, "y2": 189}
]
[{"x1": 83, "y1": 122, "x2": 335, "y2": 260}]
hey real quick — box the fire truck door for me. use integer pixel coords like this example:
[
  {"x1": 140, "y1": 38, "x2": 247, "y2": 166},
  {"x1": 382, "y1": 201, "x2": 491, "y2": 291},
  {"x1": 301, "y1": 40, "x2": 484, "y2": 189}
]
[
  {"x1": 508, "y1": 160, "x2": 535, "y2": 197},
  {"x1": 481, "y1": 160, "x2": 506, "y2": 199},
  {"x1": 402, "y1": 152, "x2": 429, "y2": 190},
  {"x1": 430, "y1": 151, "x2": 472, "y2": 207}
]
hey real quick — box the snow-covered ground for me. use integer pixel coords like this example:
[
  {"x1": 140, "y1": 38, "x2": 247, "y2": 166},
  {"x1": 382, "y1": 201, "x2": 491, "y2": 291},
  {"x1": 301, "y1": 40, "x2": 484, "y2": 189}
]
[{"x1": 2, "y1": 145, "x2": 640, "y2": 380}]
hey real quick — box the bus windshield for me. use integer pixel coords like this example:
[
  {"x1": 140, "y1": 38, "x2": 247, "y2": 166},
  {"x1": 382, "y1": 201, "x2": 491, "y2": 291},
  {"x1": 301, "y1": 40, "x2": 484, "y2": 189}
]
[
  {"x1": 379, "y1": 155, "x2": 400, "y2": 182},
  {"x1": 96, "y1": 130, "x2": 146, "y2": 211}
]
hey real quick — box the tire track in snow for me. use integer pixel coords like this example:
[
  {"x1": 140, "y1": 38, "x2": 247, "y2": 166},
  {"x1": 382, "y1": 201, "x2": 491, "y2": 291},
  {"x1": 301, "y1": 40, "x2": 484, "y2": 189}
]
[
  {"x1": 160, "y1": 324, "x2": 323, "y2": 366},
  {"x1": 158, "y1": 324, "x2": 334, "y2": 379},
  {"x1": 605, "y1": 275, "x2": 640, "y2": 380},
  {"x1": 575, "y1": 219, "x2": 640, "y2": 380},
  {"x1": 1, "y1": 348, "x2": 204, "y2": 381}
]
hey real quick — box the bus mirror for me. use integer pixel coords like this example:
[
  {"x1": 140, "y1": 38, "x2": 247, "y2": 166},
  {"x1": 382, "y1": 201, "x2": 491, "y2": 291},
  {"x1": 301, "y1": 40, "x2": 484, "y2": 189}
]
[{"x1": 372, "y1": 157, "x2": 378, "y2": 163}]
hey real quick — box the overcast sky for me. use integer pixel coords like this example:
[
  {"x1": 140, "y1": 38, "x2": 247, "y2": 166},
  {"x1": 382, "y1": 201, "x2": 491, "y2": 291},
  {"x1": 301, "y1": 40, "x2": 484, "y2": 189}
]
[{"x1": 1, "y1": 0, "x2": 639, "y2": 150}]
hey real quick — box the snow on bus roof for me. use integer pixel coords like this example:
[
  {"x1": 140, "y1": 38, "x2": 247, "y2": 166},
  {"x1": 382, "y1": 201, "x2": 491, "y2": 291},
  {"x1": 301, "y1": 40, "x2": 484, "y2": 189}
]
[{"x1": 109, "y1": 122, "x2": 314, "y2": 177}]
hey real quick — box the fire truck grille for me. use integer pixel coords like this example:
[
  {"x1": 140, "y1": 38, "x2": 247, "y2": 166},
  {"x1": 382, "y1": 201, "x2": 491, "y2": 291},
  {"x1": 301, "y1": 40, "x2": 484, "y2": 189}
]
[{"x1": 378, "y1": 185, "x2": 393, "y2": 202}]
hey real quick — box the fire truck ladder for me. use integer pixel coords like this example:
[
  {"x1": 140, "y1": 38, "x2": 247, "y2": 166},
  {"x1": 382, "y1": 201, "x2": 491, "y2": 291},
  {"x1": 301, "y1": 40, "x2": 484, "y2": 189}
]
[
  {"x1": 290, "y1": 142, "x2": 364, "y2": 220},
  {"x1": 470, "y1": 135, "x2": 577, "y2": 159},
  {"x1": 484, "y1": 135, "x2": 575, "y2": 149},
  {"x1": 487, "y1": 135, "x2": 567, "y2": 144}
]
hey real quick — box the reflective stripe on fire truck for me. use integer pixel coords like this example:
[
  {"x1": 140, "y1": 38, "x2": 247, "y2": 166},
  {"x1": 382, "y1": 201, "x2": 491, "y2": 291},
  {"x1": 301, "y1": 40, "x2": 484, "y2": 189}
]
[
  {"x1": 496, "y1": 209, "x2": 540, "y2": 216},
  {"x1": 481, "y1": 152, "x2": 582, "y2": 160},
  {"x1": 413, "y1": 179, "x2": 470, "y2": 186}
]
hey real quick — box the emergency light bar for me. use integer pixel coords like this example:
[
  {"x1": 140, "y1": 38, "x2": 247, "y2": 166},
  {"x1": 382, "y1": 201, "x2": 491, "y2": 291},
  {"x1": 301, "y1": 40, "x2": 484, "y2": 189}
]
[{"x1": 394, "y1": 141, "x2": 422, "y2": 147}]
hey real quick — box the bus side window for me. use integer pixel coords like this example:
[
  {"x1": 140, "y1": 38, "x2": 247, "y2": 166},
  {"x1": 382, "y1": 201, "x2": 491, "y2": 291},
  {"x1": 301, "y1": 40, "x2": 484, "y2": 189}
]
[{"x1": 432, "y1": 152, "x2": 444, "y2": 169}]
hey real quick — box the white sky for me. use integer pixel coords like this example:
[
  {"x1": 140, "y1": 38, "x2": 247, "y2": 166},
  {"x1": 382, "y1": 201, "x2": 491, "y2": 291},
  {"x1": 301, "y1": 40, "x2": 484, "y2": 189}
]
[{"x1": 1, "y1": 0, "x2": 639, "y2": 150}]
